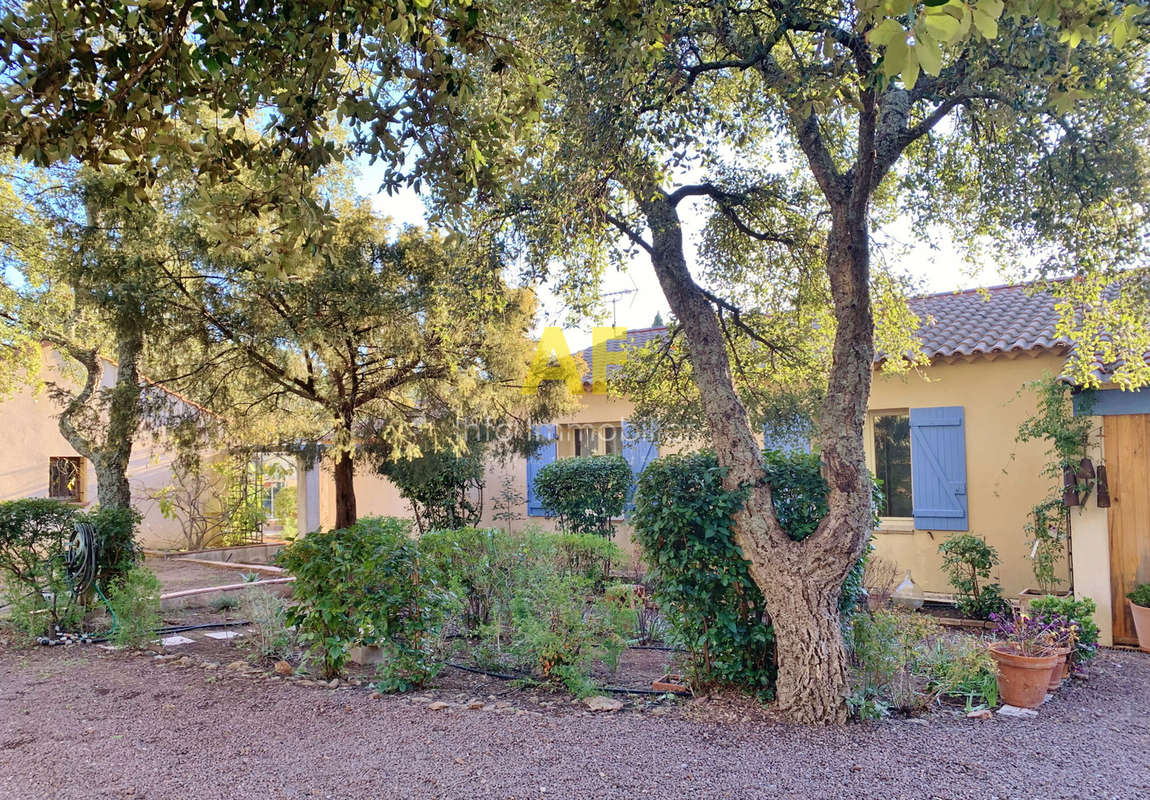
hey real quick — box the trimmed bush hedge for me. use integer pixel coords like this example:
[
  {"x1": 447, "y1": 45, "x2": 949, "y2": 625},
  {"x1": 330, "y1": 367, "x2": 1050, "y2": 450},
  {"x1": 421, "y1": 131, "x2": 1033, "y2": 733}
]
[
  {"x1": 632, "y1": 449, "x2": 878, "y2": 697},
  {"x1": 533, "y1": 455, "x2": 632, "y2": 536}
]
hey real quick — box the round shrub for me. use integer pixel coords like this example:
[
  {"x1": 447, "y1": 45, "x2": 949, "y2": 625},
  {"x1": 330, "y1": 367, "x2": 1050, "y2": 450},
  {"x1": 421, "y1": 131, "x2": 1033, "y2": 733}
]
[
  {"x1": 0, "y1": 498, "x2": 78, "y2": 595},
  {"x1": 532, "y1": 455, "x2": 632, "y2": 536},
  {"x1": 279, "y1": 516, "x2": 453, "y2": 684}
]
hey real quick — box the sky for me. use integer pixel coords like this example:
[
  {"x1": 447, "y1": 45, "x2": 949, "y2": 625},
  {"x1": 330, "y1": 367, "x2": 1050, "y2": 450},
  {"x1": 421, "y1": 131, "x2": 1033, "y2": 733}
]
[{"x1": 356, "y1": 168, "x2": 1006, "y2": 352}]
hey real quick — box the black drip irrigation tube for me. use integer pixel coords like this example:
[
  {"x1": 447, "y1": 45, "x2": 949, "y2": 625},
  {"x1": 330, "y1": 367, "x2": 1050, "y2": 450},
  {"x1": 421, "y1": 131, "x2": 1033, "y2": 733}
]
[
  {"x1": 39, "y1": 619, "x2": 253, "y2": 647},
  {"x1": 441, "y1": 658, "x2": 692, "y2": 697}
]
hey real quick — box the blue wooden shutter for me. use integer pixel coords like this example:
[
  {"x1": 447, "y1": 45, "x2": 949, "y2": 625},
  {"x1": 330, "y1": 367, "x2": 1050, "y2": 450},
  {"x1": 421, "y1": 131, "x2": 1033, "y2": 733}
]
[
  {"x1": 909, "y1": 406, "x2": 968, "y2": 530},
  {"x1": 622, "y1": 421, "x2": 658, "y2": 512},
  {"x1": 526, "y1": 424, "x2": 558, "y2": 517},
  {"x1": 763, "y1": 416, "x2": 812, "y2": 455}
]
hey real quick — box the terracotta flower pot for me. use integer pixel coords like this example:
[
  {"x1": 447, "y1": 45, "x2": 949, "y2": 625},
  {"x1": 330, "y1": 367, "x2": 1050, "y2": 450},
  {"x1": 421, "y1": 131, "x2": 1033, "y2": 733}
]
[
  {"x1": 1046, "y1": 647, "x2": 1071, "y2": 691},
  {"x1": 989, "y1": 642, "x2": 1062, "y2": 709},
  {"x1": 1130, "y1": 601, "x2": 1150, "y2": 654}
]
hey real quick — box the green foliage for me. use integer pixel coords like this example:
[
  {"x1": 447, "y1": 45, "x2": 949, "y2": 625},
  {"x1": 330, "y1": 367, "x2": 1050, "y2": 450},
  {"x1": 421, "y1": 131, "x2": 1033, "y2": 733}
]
[
  {"x1": 633, "y1": 450, "x2": 878, "y2": 696},
  {"x1": 491, "y1": 475, "x2": 525, "y2": 534},
  {"x1": 1017, "y1": 377, "x2": 1092, "y2": 589},
  {"x1": 105, "y1": 566, "x2": 161, "y2": 649},
  {"x1": 1025, "y1": 499, "x2": 1069, "y2": 594},
  {"x1": 278, "y1": 517, "x2": 452, "y2": 683},
  {"x1": 532, "y1": 455, "x2": 632, "y2": 537},
  {"x1": 376, "y1": 443, "x2": 486, "y2": 535},
  {"x1": 0, "y1": 498, "x2": 141, "y2": 636},
  {"x1": 420, "y1": 525, "x2": 628, "y2": 694},
  {"x1": 918, "y1": 636, "x2": 999, "y2": 711},
  {"x1": 507, "y1": 568, "x2": 630, "y2": 697},
  {"x1": 534, "y1": 530, "x2": 622, "y2": 589},
  {"x1": 419, "y1": 527, "x2": 520, "y2": 631},
  {"x1": 87, "y1": 505, "x2": 141, "y2": 587},
  {"x1": 211, "y1": 594, "x2": 240, "y2": 612},
  {"x1": 272, "y1": 486, "x2": 297, "y2": 529},
  {"x1": 240, "y1": 588, "x2": 296, "y2": 664},
  {"x1": 633, "y1": 452, "x2": 774, "y2": 696},
  {"x1": 1126, "y1": 584, "x2": 1150, "y2": 609},
  {"x1": 0, "y1": 498, "x2": 77, "y2": 600},
  {"x1": 938, "y1": 534, "x2": 1010, "y2": 619},
  {"x1": 1030, "y1": 594, "x2": 1100, "y2": 664},
  {"x1": 847, "y1": 610, "x2": 997, "y2": 717},
  {"x1": 1017, "y1": 377, "x2": 1095, "y2": 475}
]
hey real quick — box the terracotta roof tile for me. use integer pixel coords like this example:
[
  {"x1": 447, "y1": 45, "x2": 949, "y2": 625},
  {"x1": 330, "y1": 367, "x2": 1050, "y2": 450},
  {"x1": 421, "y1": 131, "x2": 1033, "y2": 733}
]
[
  {"x1": 906, "y1": 283, "x2": 1067, "y2": 359},
  {"x1": 580, "y1": 284, "x2": 1072, "y2": 379}
]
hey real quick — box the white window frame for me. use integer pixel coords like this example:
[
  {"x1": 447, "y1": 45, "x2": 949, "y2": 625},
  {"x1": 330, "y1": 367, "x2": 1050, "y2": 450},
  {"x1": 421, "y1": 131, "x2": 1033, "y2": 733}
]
[{"x1": 863, "y1": 410, "x2": 915, "y2": 533}]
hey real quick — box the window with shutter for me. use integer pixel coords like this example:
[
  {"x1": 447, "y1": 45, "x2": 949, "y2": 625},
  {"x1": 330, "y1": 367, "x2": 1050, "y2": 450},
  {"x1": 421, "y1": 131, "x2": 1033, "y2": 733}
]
[
  {"x1": 526, "y1": 424, "x2": 557, "y2": 517},
  {"x1": 909, "y1": 406, "x2": 968, "y2": 531}
]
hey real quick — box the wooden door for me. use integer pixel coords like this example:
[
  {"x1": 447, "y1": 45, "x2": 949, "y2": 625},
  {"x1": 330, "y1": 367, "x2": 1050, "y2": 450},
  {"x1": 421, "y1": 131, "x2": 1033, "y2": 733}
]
[{"x1": 1104, "y1": 414, "x2": 1150, "y2": 644}]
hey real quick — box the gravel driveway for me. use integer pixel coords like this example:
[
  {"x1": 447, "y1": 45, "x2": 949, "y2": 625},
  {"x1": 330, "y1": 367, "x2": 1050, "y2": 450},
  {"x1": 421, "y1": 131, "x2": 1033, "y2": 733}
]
[{"x1": 1, "y1": 643, "x2": 1148, "y2": 800}]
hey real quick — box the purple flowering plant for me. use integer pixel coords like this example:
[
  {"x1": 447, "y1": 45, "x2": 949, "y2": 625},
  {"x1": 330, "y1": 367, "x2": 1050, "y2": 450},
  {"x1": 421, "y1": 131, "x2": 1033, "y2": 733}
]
[{"x1": 990, "y1": 610, "x2": 1078, "y2": 657}]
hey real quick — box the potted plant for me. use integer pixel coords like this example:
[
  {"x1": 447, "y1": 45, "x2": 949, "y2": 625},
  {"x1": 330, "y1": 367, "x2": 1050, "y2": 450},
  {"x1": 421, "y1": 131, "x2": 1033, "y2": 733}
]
[
  {"x1": 1127, "y1": 584, "x2": 1150, "y2": 653},
  {"x1": 1029, "y1": 595, "x2": 1100, "y2": 672},
  {"x1": 987, "y1": 612, "x2": 1068, "y2": 708},
  {"x1": 1018, "y1": 501, "x2": 1070, "y2": 613}
]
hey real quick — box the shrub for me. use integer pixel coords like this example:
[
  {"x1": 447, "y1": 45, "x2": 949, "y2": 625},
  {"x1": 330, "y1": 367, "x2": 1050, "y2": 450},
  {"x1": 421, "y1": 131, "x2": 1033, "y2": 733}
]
[
  {"x1": 419, "y1": 527, "x2": 519, "y2": 630},
  {"x1": 938, "y1": 534, "x2": 1009, "y2": 619},
  {"x1": 0, "y1": 498, "x2": 77, "y2": 596},
  {"x1": 507, "y1": 568, "x2": 630, "y2": 697},
  {"x1": 375, "y1": 444, "x2": 486, "y2": 535},
  {"x1": 847, "y1": 610, "x2": 932, "y2": 717},
  {"x1": 919, "y1": 635, "x2": 998, "y2": 710},
  {"x1": 0, "y1": 499, "x2": 80, "y2": 637},
  {"x1": 105, "y1": 566, "x2": 162, "y2": 649},
  {"x1": 533, "y1": 455, "x2": 632, "y2": 536},
  {"x1": 863, "y1": 556, "x2": 900, "y2": 609},
  {"x1": 419, "y1": 525, "x2": 631, "y2": 695},
  {"x1": 240, "y1": 587, "x2": 296, "y2": 663},
  {"x1": 1031, "y1": 594, "x2": 1100, "y2": 664},
  {"x1": 529, "y1": 529, "x2": 621, "y2": 588},
  {"x1": 211, "y1": 594, "x2": 240, "y2": 612},
  {"x1": 632, "y1": 450, "x2": 878, "y2": 697},
  {"x1": 88, "y1": 505, "x2": 141, "y2": 587},
  {"x1": 847, "y1": 609, "x2": 996, "y2": 717},
  {"x1": 279, "y1": 517, "x2": 452, "y2": 682}
]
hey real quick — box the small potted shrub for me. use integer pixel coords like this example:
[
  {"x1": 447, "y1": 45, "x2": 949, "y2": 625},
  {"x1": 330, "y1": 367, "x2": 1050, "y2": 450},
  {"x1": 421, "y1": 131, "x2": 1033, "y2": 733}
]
[
  {"x1": 1127, "y1": 584, "x2": 1150, "y2": 653},
  {"x1": 1019, "y1": 502, "x2": 1071, "y2": 612},
  {"x1": 938, "y1": 534, "x2": 1009, "y2": 620},
  {"x1": 987, "y1": 612, "x2": 1070, "y2": 708},
  {"x1": 1029, "y1": 594, "x2": 1100, "y2": 673}
]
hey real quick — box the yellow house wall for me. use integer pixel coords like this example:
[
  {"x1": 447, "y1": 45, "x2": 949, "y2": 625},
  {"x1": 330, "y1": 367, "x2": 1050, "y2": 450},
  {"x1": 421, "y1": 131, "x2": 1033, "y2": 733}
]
[
  {"x1": 0, "y1": 348, "x2": 199, "y2": 550},
  {"x1": 867, "y1": 352, "x2": 1069, "y2": 599}
]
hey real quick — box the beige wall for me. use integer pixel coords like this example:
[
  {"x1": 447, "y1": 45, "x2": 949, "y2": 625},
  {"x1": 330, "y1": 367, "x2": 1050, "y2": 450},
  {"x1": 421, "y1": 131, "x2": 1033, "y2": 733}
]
[
  {"x1": 0, "y1": 348, "x2": 193, "y2": 549},
  {"x1": 868, "y1": 352, "x2": 1069, "y2": 599}
]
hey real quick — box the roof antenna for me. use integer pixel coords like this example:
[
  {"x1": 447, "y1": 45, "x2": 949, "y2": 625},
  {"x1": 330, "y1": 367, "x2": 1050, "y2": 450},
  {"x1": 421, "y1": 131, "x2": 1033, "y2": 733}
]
[{"x1": 601, "y1": 288, "x2": 637, "y2": 327}]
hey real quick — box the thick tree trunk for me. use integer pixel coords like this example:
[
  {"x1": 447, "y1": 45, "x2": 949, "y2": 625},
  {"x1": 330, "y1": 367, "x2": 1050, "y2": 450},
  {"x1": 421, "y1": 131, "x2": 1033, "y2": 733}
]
[
  {"x1": 333, "y1": 449, "x2": 357, "y2": 530},
  {"x1": 55, "y1": 325, "x2": 144, "y2": 511},
  {"x1": 762, "y1": 571, "x2": 849, "y2": 723},
  {"x1": 97, "y1": 328, "x2": 144, "y2": 509},
  {"x1": 632, "y1": 173, "x2": 874, "y2": 725}
]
